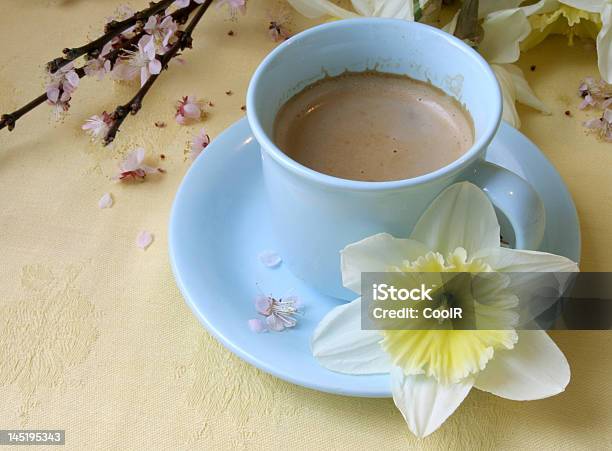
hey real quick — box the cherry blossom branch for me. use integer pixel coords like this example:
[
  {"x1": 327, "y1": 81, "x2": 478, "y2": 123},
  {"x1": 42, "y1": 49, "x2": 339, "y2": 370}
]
[
  {"x1": 0, "y1": 1, "x2": 200, "y2": 132},
  {"x1": 47, "y1": 0, "x2": 175, "y2": 74},
  {"x1": 103, "y1": 0, "x2": 213, "y2": 145},
  {"x1": 0, "y1": 67, "x2": 86, "y2": 131}
]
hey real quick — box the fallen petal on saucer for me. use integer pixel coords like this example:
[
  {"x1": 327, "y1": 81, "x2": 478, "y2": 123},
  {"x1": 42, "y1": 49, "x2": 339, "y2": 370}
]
[
  {"x1": 248, "y1": 318, "x2": 267, "y2": 333},
  {"x1": 258, "y1": 250, "x2": 282, "y2": 268}
]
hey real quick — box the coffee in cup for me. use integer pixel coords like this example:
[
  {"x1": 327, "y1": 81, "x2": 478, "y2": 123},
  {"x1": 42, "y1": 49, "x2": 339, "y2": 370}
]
[{"x1": 273, "y1": 71, "x2": 474, "y2": 182}]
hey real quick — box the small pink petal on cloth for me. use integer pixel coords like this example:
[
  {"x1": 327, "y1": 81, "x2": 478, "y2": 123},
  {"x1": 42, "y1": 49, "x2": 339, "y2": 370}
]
[
  {"x1": 136, "y1": 230, "x2": 154, "y2": 250},
  {"x1": 248, "y1": 318, "x2": 267, "y2": 333},
  {"x1": 98, "y1": 193, "x2": 113, "y2": 209},
  {"x1": 258, "y1": 250, "x2": 282, "y2": 268}
]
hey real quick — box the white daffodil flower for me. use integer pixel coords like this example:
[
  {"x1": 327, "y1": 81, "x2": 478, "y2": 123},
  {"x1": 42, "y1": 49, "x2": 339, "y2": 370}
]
[
  {"x1": 444, "y1": 1, "x2": 552, "y2": 127},
  {"x1": 312, "y1": 182, "x2": 578, "y2": 438},
  {"x1": 286, "y1": 0, "x2": 436, "y2": 21},
  {"x1": 520, "y1": 0, "x2": 612, "y2": 82}
]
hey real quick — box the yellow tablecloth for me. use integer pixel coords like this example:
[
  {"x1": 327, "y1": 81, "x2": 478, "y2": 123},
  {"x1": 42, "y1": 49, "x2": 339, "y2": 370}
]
[{"x1": 1, "y1": 1, "x2": 610, "y2": 449}]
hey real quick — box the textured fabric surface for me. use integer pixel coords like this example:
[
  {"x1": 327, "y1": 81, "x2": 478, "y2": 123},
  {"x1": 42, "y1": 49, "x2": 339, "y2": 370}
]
[{"x1": 0, "y1": 1, "x2": 610, "y2": 449}]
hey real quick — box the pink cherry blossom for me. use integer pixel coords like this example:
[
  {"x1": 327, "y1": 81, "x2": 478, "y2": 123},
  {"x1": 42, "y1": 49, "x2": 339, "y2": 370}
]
[
  {"x1": 114, "y1": 147, "x2": 162, "y2": 181},
  {"x1": 144, "y1": 15, "x2": 178, "y2": 53},
  {"x1": 267, "y1": 7, "x2": 291, "y2": 42},
  {"x1": 579, "y1": 77, "x2": 612, "y2": 110},
  {"x1": 254, "y1": 294, "x2": 300, "y2": 332},
  {"x1": 84, "y1": 41, "x2": 113, "y2": 80},
  {"x1": 583, "y1": 108, "x2": 612, "y2": 142},
  {"x1": 121, "y1": 35, "x2": 162, "y2": 86},
  {"x1": 189, "y1": 128, "x2": 210, "y2": 160},
  {"x1": 176, "y1": 95, "x2": 204, "y2": 125},
  {"x1": 82, "y1": 111, "x2": 114, "y2": 142},
  {"x1": 46, "y1": 62, "x2": 80, "y2": 117}
]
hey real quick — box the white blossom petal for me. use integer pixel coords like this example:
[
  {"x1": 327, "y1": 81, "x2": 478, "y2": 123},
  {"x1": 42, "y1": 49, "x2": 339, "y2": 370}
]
[
  {"x1": 410, "y1": 182, "x2": 500, "y2": 256},
  {"x1": 391, "y1": 367, "x2": 474, "y2": 438},
  {"x1": 98, "y1": 193, "x2": 113, "y2": 209},
  {"x1": 122, "y1": 148, "x2": 146, "y2": 172},
  {"x1": 311, "y1": 298, "x2": 392, "y2": 374},
  {"x1": 149, "y1": 58, "x2": 162, "y2": 75},
  {"x1": 341, "y1": 233, "x2": 429, "y2": 294},
  {"x1": 258, "y1": 250, "x2": 282, "y2": 268},
  {"x1": 475, "y1": 330, "x2": 570, "y2": 400},
  {"x1": 136, "y1": 230, "x2": 154, "y2": 250},
  {"x1": 479, "y1": 8, "x2": 531, "y2": 64}
]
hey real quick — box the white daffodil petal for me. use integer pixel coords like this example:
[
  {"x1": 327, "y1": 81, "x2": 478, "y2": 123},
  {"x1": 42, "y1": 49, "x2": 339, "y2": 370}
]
[
  {"x1": 492, "y1": 64, "x2": 521, "y2": 128},
  {"x1": 559, "y1": 0, "x2": 604, "y2": 14},
  {"x1": 311, "y1": 298, "x2": 391, "y2": 374},
  {"x1": 350, "y1": 0, "x2": 375, "y2": 15},
  {"x1": 479, "y1": 1, "x2": 524, "y2": 18},
  {"x1": 475, "y1": 330, "x2": 570, "y2": 400},
  {"x1": 340, "y1": 233, "x2": 429, "y2": 294},
  {"x1": 474, "y1": 246, "x2": 578, "y2": 323},
  {"x1": 597, "y1": 3, "x2": 612, "y2": 83},
  {"x1": 410, "y1": 182, "x2": 500, "y2": 256},
  {"x1": 351, "y1": 0, "x2": 414, "y2": 18},
  {"x1": 391, "y1": 367, "x2": 474, "y2": 438},
  {"x1": 522, "y1": 0, "x2": 561, "y2": 16},
  {"x1": 502, "y1": 64, "x2": 552, "y2": 113},
  {"x1": 286, "y1": 0, "x2": 357, "y2": 18},
  {"x1": 479, "y1": 9, "x2": 531, "y2": 64},
  {"x1": 474, "y1": 246, "x2": 579, "y2": 273},
  {"x1": 492, "y1": 63, "x2": 551, "y2": 128}
]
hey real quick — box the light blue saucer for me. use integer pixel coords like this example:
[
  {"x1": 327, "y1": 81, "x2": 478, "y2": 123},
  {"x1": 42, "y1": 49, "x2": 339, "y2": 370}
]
[{"x1": 169, "y1": 118, "x2": 581, "y2": 398}]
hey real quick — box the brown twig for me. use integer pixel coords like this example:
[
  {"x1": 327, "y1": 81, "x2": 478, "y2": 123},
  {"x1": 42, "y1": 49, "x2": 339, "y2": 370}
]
[
  {"x1": 0, "y1": 67, "x2": 86, "y2": 131},
  {"x1": 103, "y1": 0, "x2": 213, "y2": 145},
  {"x1": 47, "y1": 0, "x2": 175, "y2": 74},
  {"x1": 0, "y1": 1, "x2": 200, "y2": 133}
]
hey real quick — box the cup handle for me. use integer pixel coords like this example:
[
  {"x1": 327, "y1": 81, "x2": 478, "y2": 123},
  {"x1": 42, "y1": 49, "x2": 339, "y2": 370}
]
[{"x1": 467, "y1": 160, "x2": 545, "y2": 250}]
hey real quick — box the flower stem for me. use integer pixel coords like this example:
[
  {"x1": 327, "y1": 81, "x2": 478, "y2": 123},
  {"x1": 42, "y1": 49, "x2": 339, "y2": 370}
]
[
  {"x1": 0, "y1": 67, "x2": 86, "y2": 131},
  {"x1": 103, "y1": 0, "x2": 213, "y2": 145}
]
